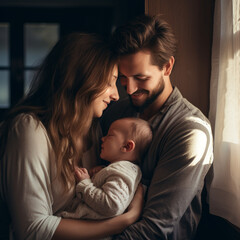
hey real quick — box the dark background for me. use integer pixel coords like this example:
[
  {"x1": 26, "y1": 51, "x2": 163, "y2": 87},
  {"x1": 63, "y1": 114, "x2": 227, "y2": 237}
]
[{"x1": 0, "y1": 0, "x2": 145, "y2": 121}]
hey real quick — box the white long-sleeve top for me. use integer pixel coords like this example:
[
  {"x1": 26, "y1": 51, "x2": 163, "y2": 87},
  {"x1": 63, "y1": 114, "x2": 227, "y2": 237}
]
[
  {"x1": 61, "y1": 161, "x2": 142, "y2": 220},
  {"x1": 0, "y1": 114, "x2": 100, "y2": 240}
]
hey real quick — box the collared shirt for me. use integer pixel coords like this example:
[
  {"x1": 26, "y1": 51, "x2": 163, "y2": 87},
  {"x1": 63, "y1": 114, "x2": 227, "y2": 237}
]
[{"x1": 101, "y1": 87, "x2": 213, "y2": 240}]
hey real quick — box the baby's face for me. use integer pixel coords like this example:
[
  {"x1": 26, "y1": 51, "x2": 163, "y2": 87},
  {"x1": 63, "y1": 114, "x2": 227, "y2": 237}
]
[{"x1": 100, "y1": 119, "x2": 129, "y2": 163}]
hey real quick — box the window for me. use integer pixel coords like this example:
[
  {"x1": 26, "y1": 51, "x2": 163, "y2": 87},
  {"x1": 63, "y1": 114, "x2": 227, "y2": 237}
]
[
  {"x1": 0, "y1": 23, "x2": 59, "y2": 108},
  {"x1": 0, "y1": 23, "x2": 10, "y2": 108},
  {"x1": 24, "y1": 23, "x2": 59, "y2": 94},
  {"x1": 0, "y1": 6, "x2": 115, "y2": 120}
]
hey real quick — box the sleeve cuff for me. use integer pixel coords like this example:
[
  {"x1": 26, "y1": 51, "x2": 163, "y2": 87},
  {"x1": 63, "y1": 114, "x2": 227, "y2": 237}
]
[{"x1": 76, "y1": 178, "x2": 92, "y2": 199}]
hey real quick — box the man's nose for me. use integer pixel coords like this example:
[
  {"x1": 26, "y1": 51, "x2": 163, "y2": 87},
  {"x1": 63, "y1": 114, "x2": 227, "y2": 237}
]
[{"x1": 126, "y1": 79, "x2": 138, "y2": 95}]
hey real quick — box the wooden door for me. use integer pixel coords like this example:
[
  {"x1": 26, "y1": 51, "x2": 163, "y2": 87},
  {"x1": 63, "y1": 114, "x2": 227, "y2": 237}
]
[{"x1": 145, "y1": 0, "x2": 215, "y2": 116}]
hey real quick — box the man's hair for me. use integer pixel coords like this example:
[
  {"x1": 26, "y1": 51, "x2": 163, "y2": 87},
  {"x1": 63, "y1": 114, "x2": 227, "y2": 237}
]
[
  {"x1": 112, "y1": 14, "x2": 177, "y2": 70},
  {"x1": 125, "y1": 118, "x2": 153, "y2": 162}
]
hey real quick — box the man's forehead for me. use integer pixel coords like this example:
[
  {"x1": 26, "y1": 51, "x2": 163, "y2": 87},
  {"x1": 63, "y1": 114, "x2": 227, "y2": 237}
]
[
  {"x1": 119, "y1": 51, "x2": 151, "y2": 64},
  {"x1": 119, "y1": 51, "x2": 153, "y2": 75}
]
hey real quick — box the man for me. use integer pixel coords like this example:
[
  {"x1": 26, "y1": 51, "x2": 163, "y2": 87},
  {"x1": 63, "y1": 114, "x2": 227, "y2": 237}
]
[{"x1": 101, "y1": 15, "x2": 213, "y2": 239}]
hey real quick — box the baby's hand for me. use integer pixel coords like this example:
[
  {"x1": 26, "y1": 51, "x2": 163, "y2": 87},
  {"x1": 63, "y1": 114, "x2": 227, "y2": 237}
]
[
  {"x1": 75, "y1": 167, "x2": 90, "y2": 182},
  {"x1": 89, "y1": 165, "x2": 104, "y2": 177}
]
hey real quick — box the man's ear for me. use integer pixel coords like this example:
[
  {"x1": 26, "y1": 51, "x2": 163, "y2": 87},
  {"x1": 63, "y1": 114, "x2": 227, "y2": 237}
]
[
  {"x1": 121, "y1": 140, "x2": 135, "y2": 152},
  {"x1": 164, "y1": 56, "x2": 175, "y2": 76}
]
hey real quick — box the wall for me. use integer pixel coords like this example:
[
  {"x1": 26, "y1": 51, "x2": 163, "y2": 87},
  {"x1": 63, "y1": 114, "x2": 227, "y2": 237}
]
[{"x1": 145, "y1": 0, "x2": 215, "y2": 116}]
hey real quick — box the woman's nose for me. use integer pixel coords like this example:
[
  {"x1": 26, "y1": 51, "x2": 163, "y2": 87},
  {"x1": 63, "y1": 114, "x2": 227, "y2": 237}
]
[{"x1": 111, "y1": 85, "x2": 119, "y2": 101}]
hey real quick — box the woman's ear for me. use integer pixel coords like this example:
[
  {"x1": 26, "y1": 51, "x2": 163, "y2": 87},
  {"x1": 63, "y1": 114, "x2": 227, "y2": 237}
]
[
  {"x1": 164, "y1": 56, "x2": 175, "y2": 76},
  {"x1": 121, "y1": 140, "x2": 135, "y2": 152}
]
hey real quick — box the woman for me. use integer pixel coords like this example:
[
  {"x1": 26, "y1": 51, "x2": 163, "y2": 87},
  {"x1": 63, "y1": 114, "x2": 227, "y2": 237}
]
[{"x1": 0, "y1": 33, "x2": 143, "y2": 240}]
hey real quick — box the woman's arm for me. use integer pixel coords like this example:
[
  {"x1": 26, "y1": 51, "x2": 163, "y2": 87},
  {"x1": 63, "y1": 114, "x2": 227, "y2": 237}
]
[
  {"x1": 52, "y1": 184, "x2": 144, "y2": 240},
  {"x1": 2, "y1": 115, "x2": 63, "y2": 239}
]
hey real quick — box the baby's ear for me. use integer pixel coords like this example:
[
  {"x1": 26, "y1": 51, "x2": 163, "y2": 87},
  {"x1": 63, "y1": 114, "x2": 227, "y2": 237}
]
[{"x1": 121, "y1": 140, "x2": 135, "y2": 152}]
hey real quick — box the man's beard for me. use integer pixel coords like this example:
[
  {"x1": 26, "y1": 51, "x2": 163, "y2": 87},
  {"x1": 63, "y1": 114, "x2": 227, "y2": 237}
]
[{"x1": 129, "y1": 76, "x2": 165, "y2": 113}]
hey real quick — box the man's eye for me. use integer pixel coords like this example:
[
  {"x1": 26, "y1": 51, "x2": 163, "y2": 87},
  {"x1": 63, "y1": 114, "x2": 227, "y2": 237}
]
[{"x1": 135, "y1": 76, "x2": 149, "y2": 81}]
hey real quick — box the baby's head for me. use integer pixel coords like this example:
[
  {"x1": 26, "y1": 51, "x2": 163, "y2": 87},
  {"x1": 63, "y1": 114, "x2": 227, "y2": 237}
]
[{"x1": 100, "y1": 118, "x2": 153, "y2": 164}]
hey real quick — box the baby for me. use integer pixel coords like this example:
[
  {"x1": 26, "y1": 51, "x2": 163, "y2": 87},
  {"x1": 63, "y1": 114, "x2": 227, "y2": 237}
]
[{"x1": 60, "y1": 117, "x2": 152, "y2": 220}]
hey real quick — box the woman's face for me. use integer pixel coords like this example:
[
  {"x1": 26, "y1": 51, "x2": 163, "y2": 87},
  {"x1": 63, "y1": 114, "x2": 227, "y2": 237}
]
[{"x1": 92, "y1": 65, "x2": 119, "y2": 118}]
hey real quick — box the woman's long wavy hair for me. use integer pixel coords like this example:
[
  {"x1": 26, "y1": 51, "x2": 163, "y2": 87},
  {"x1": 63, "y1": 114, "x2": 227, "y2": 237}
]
[{"x1": 0, "y1": 33, "x2": 118, "y2": 190}]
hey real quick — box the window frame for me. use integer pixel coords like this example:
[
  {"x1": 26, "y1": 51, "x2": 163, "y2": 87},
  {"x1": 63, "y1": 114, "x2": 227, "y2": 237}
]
[{"x1": 0, "y1": 6, "x2": 115, "y2": 120}]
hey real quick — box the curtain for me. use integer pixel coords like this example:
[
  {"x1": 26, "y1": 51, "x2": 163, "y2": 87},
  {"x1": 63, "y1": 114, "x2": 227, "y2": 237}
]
[{"x1": 208, "y1": 0, "x2": 240, "y2": 228}]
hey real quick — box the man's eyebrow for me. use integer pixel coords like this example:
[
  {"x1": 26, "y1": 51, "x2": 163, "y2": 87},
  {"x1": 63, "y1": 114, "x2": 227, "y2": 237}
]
[
  {"x1": 119, "y1": 72, "x2": 149, "y2": 77},
  {"x1": 135, "y1": 73, "x2": 147, "y2": 77}
]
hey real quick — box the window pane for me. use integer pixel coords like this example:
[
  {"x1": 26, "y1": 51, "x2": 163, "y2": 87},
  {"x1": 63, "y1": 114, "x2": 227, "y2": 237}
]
[
  {"x1": 0, "y1": 71, "x2": 10, "y2": 108},
  {"x1": 0, "y1": 23, "x2": 9, "y2": 67},
  {"x1": 24, "y1": 23, "x2": 59, "y2": 67},
  {"x1": 24, "y1": 70, "x2": 36, "y2": 95}
]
